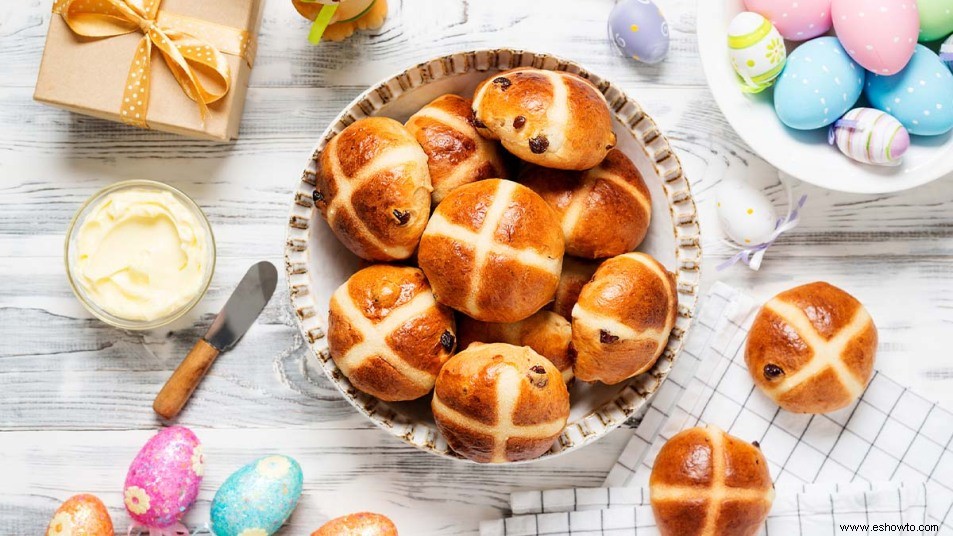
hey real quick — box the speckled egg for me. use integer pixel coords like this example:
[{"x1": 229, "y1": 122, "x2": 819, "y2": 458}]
[
  {"x1": 831, "y1": 108, "x2": 910, "y2": 166},
  {"x1": 775, "y1": 36, "x2": 864, "y2": 130},
  {"x1": 727, "y1": 12, "x2": 787, "y2": 93},
  {"x1": 866, "y1": 45, "x2": 953, "y2": 136},
  {"x1": 744, "y1": 0, "x2": 832, "y2": 41},
  {"x1": 124, "y1": 426, "x2": 203, "y2": 531},
  {"x1": 918, "y1": 0, "x2": 953, "y2": 43},
  {"x1": 210, "y1": 455, "x2": 304, "y2": 536},
  {"x1": 715, "y1": 180, "x2": 778, "y2": 247},
  {"x1": 608, "y1": 0, "x2": 670, "y2": 64},
  {"x1": 832, "y1": 0, "x2": 919, "y2": 76},
  {"x1": 46, "y1": 494, "x2": 114, "y2": 536}
]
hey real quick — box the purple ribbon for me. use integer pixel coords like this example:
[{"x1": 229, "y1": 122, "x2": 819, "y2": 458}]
[
  {"x1": 827, "y1": 118, "x2": 861, "y2": 145},
  {"x1": 718, "y1": 194, "x2": 808, "y2": 272},
  {"x1": 940, "y1": 52, "x2": 953, "y2": 62}
]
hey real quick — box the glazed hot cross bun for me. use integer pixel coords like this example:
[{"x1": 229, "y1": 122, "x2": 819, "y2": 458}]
[
  {"x1": 745, "y1": 282, "x2": 877, "y2": 414},
  {"x1": 405, "y1": 94, "x2": 509, "y2": 204},
  {"x1": 314, "y1": 117, "x2": 432, "y2": 261},
  {"x1": 457, "y1": 310, "x2": 574, "y2": 383},
  {"x1": 418, "y1": 179, "x2": 564, "y2": 323},
  {"x1": 650, "y1": 426, "x2": 774, "y2": 536},
  {"x1": 472, "y1": 67, "x2": 616, "y2": 170},
  {"x1": 548, "y1": 256, "x2": 600, "y2": 321},
  {"x1": 432, "y1": 342, "x2": 570, "y2": 463},
  {"x1": 328, "y1": 265, "x2": 456, "y2": 401},
  {"x1": 521, "y1": 149, "x2": 652, "y2": 258},
  {"x1": 572, "y1": 252, "x2": 678, "y2": 385}
]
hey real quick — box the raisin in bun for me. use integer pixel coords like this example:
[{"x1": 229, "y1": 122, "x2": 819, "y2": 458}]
[
  {"x1": 472, "y1": 68, "x2": 616, "y2": 170},
  {"x1": 405, "y1": 94, "x2": 508, "y2": 204},
  {"x1": 457, "y1": 310, "x2": 574, "y2": 383},
  {"x1": 650, "y1": 425, "x2": 774, "y2": 536},
  {"x1": 328, "y1": 265, "x2": 455, "y2": 401},
  {"x1": 314, "y1": 117, "x2": 431, "y2": 261},
  {"x1": 432, "y1": 343, "x2": 570, "y2": 463},
  {"x1": 418, "y1": 179, "x2": 564, "y2": 323},
  {"x1": 311, "y1": 512, "x2": 398, "y2": 536},
  {"x1": 745, "y1": 282, "x2": 877, "y2": 414},
  {"x1": 572, "y1": 252, "x2": 678, "y2": 385},
  {"x1": 549, "y1": 257, "x2": 600, "y2": 321},
  {"x1": 521, "y1": 149, "x2": 652, "y2": 259}
]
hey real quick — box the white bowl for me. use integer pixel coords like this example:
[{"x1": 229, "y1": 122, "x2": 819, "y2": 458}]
[
  {"x1": 697, "y1": 0, "x2": 953, "y2": 194},
  {"x1": 285, "y1": 49, "x2": 701, "y2": 463}
]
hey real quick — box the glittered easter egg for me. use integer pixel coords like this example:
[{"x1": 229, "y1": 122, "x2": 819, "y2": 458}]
[
  {"x1": 831, "y1": 108, "x2": 910, "y2": 166},
  {"x1": 727, "y1": 12, "x2": 787, "y2": 93},
  {"x1": 210, "y1": 455, "x2": 304, "y2": 536},
  {"x1": 46, "y1": 494, "x2": 114, "y2": 536},
  {"x1": 715, "y1": 180, "x2": 778, "y2": 246},
  {"x1": 608, "y1": 0, "x2": 670, "y2": 64},
  {"x1": 866, "y1": 45, "x2": 953, "y2": 136},
  {"x1": 832, "y1": 0, "x2": 919, "y2": 75},
  {"x1": 124, "y1": 426, "x2": 203, "y2": 532},
  {"x1": 918, "y1": 0, "x2": 953, "y2": 43},
  {"x1": 312, "y1": 513, "x2": 398, "y2": 536},
  {"x1": 744, "y1": 0, "x2": 832, "y2": 41},
  {"x1": 775, "y1": 36, "x2": 864, "y2": 130}
]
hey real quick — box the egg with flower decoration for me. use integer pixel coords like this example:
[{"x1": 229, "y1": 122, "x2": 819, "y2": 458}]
[
  {"x1": 124, "y1": 426, "x2": 204, "y2": 535},
  {"x1": 46, "y1": 494, "x2": 114, "y2": 536},
  {"x1": 210, "y1": 455, "x2": 304, "y2": 536},
  {"x1": 727, "y1": 12, "x2": 787, "y2": 93},
  {"x1": 608, "y1": 0, "x2": 670, "y2": 64}
]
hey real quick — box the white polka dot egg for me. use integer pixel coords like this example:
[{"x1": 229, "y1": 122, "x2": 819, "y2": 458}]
[
  {"x1": 865, "y1": 45, "x2": 953, "y2": 136},
  {"x1": 715, "y1": 180, "x2": 778, "y2": 247},
  {"x1": 727, "y1": 12, "x2": 786, "y2": 93}
]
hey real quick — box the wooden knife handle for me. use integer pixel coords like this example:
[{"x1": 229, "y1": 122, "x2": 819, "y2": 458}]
[{"x1": 153, "y1": 339, "x2": 220, "y2": 420}]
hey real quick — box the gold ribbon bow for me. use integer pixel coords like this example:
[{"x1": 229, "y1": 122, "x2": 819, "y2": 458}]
[{"x1": 52, "y1": 0, "x2": 255, "y2": 128}]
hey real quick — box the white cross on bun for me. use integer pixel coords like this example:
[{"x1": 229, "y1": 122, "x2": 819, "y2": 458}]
[
  {"x1": 571, "y1": 252, "x2": 678, "y2": 385},
  {"x1": 315, "y1": 117, "x2": 432, "y2": 261},
  {"x1": 745, "y1": 282, "x2": 878, "y2": 414},
  {"x1": 650, "y1": 425, "x2": 775, "y2": 536},
  {"x1": 432, "y1": 342, "x2": 570, "y2": 463},
  {"x1": 521, "y1": 149, "x2": 653, "y2": 259},
  {"x1": 471, "y1": 67, "x2": 617, "y2": 170},
  {"x1": 417, "y1": 179, "x2": 564, "y2": 323},
  {"x1": 405, "y1": 94, "x2": 509, "y2": 204},
  {"x1": 327, "y1": 265, "x2": 456, "y2": 401}
]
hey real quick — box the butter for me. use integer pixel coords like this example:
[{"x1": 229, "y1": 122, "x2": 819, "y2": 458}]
[{"x1": 74, "y1": 188, "x2": 210, "y2": 322}]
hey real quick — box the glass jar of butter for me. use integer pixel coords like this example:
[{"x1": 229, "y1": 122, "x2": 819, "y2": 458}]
[{"x1": 65, "y1": 180, "x2": 216, "y2": 330}]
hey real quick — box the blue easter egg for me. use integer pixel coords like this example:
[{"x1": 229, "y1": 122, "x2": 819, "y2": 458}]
[
  {"x1": 210, "y1": 455, "x2": 304, "y2": 536},
  {"x1": 608, "y1": 0, "x2": 670, "y2": 64},
  {"x1": 866, "y1": 45, "x2": 953, "y2": 136},
  {"x1": 774, "y1": 37, "x2": 865, "y2": 130}
]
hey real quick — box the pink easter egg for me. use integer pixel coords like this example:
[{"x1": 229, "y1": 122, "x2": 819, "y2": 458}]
[
  {"x1": 744, "y1": 0, "x2": 832, "y2": 41},
  {"x1": 124, "y1": 426, "x2": 204, "y2": 533},
  {"x1": 832, "y1": 0, "x2": 920, "y2": 75}
]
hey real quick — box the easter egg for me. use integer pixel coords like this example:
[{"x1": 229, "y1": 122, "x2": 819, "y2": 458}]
[
  {"x1": 775, "y1": 37, "x2": 864, "y2": 130},
  {"x1": 46, "y1": 494, "x2": 114, "y2": 536},
  {"x1": 124, "y1": 426, "x2": 203, "y2": 531},
  {"x1": 727, "y1": 12, "x2": 787, "y2": 93},
  {"x1": 210, "y1": 455, "x2": 304, "y2": 536},
  {"x1": 831, "y1": 0, "x2": 919, "y2": 75},
  {"x1": 608, "y1": 0, "x2": 670, "y2": 64},
  {"x1": 715, "y1": 180, "x2": 778, "y2": 247},
  {"x1": 918, "y1": 0, "x2": 953, "y2": 43},
  {"x1": 942, "y1": 36, "x2": 953, "y2": 71},
  {"x1": 830, "y1": 108, "x2": 910, "y2": 166},
  {"x1": 312, "y1": 513, "x2": 398, "y2": 536},
  {"x1": 866, "y1": 45, "x2": 953, "y2": 136},
  {"x1": 743, "y1": 0, "x2": 832, "y2": 41}
]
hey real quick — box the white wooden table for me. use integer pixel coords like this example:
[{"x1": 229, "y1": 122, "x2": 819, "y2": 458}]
[{"x1": 2, "y1": 0, "x2": 951, "y2": 534}]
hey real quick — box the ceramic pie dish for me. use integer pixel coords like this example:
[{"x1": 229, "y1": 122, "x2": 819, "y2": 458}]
[{"x1": 285, "y1": 49, "x2": 701, "y2": 462}]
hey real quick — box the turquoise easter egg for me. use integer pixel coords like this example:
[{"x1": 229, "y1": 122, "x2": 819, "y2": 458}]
[
  {"x1": 210, "y1": 455, "x2": 304, "y2": 536},
  {"x1": 774, "y1": 37, "x2": 864, "y2": 130},
  {"x1": 866, "y1": 45, "x2": 953, "y2": 136}
]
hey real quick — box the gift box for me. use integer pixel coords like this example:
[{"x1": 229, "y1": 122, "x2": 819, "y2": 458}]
[{"x1": 34, "y1": 0, "x2": 264, "y2": 141}]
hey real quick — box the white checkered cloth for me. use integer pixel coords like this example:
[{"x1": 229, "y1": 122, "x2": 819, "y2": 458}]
[
  {"x1": 479, "y1": 283, "x2": 953, "y2": 536},
  {"x1": 481, "y1": 482, "x2": 929, "y2": 536}
]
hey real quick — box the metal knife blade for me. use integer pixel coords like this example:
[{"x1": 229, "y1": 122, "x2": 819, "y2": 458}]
[{"x1": 204, "y1": 261, "x2": 278, "y2": 351}]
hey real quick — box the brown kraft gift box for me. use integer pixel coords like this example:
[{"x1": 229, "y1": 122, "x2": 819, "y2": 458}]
[{"x1": 34, "y1": 0, "x2": 264, "y2": 141}]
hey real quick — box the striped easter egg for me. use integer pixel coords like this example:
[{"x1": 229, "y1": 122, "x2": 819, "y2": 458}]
[{"x1": 831, "y1": 108, "x2": 910, "y2": 167}]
